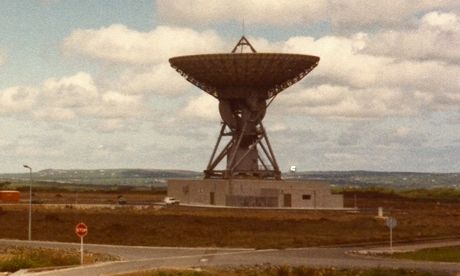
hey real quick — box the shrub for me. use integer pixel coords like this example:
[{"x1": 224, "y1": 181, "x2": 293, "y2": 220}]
[{"x1": 0, "y1": 247, "x2": 79, "y2": 272}]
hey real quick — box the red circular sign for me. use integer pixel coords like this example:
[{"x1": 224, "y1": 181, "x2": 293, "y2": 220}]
[{"x1": 75, "y1": 222, "x2": 88, "y2": 237}]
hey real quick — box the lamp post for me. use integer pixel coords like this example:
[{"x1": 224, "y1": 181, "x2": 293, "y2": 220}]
[{"x1": 23, "y1": 165, "x2": 32, "y2": 241}]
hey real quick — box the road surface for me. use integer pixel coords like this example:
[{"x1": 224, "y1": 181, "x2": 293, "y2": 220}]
[{"x1": 1, "y1": 239, "x2": 459, "y2": 275}]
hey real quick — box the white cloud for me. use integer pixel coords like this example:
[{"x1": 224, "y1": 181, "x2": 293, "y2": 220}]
[
  {"x1": 327, "y1": 0, "x2": 456, "y2": 28},
  {"x1": 157, "y1": 0, "x2": 458, "y2": 28},
  {"x1": 181, "y1": 93, "x2": 219, "y2": 121},
  {"x1": 364, "y1": 11, "x2": 460, "y2": 62},
  {"x1": 0, "y1": 137, "x2": 11, "y2": 149},
  {"x1": 91, "y1": 118, "x2": 138, "y2": 133},
  {"x1": 92, "y1": 91, "x2": 144, "y2": 119},
  {"x1": 0, "y1": 86, "x2": 38, "y2": 115},
  {"x1": 40, "y1": 72, "x2": 98, "y2": 108},
  {"x1": 0, "y1": 72, "x2": 146, "y2": 132},
  {"x1": 274, "y1": 23, "x2": 460, "y2": 119},
  {"x1": 117, "y1": 63, "x2": 190, "y2": 95},
  {"x1": 34, "y1": 107, "x2": 76, "y2": 121},
  {"x1": 38, "y1": 73, "x2": 145, "y2": 122},
  {"x1": 374, "y1": 126, "x2": 427, "y2": 147},
  {"x1": 281, "y1": 33, "x2": 460, "y2": 92},
  {"x1": 62, "y1": 24, "x2": 231, "y2": 100},
  {"x1": 63, "y1": 24, "x2": 226, "y2": 64},
  {"x1": 0, "y1": 49, "x2": 6, "y2": 65},
  {"x1": 380, "y1": 60, "x2": 460, "y2": 96},
  {"x1": 57, "y1": 17, "x2": 460, "y2": 123},
  {"x1": 157, "y1": 0, "x2": 327, "y2": 26},
  {"x1": 422, "y1": 11, "x2": 459, "y2": 31},
  {"x1": 336, "y1": 122, "x2": 373, "y2": 146},
  {"x1": 277, "y1": 85, "x2": 419, "y2": 118},
  {"x1": 11, "y1": 135, "x2": 65, "y2": 158},
  {"x1": 283, "y1": 34, "x2": 391, "y2": 88},
  {"x1": 269, "y1": 122, "x2": 289, "y2": 133}
]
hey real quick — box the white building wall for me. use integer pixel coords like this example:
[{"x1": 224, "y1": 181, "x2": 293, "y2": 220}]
[{"x1": 168, "y1": 179, "x2": 343, "y2": 208}]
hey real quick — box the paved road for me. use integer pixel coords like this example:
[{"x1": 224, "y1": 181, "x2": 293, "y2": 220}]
[{"x1": 1, "y1": 239, "x2": 459, "y2": 275}]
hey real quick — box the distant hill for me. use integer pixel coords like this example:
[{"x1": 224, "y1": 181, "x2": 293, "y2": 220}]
[
  {"x1": 0, "y1": 168, "x2": 201, "y2": 187},
  {"x1": 286, "y1": 171, "x2": 460, "y2": 188},
  {"x1": 1, "y1": 169, "x2": 459, "y2": 189}
]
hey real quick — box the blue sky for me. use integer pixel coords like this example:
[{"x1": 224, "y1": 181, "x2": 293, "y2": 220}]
[
  {"x1": 1, "y1": 0, "x2": 459, "y2": 173},
  {"x1": 0, "y1": 0, "x2": 155, "y2": 87}
]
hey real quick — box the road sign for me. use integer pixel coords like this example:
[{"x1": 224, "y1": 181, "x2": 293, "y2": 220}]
[
  {"x1": 386, "y1": 217, "x2": 397, "y2": 229},
  {"x1": 75, "y1": 222, "x2": 88, "y2": 265},
  {"x1": 75, "y1": 222, "x2": 88, "y2": 237},
  {"x1": 385, "y1": 217, "x2": 397, "y2": 252}
]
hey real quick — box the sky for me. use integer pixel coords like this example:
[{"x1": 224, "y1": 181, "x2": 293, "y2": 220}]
[{"x1": 1, "y1": 0, "x2": 460, "y2": 173}]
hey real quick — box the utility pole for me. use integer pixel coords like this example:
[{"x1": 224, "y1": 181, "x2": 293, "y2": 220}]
[{"x1": 23, "y1": 165, "x2": 32, "y2": 241}]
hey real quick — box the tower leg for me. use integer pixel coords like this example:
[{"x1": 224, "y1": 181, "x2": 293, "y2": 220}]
[
  {"x1": 206, "y1": 123, "x2": 226, "y2": 169},
  {"x1": 205, "y1": 121, "x2": 281, "y2": 180}
]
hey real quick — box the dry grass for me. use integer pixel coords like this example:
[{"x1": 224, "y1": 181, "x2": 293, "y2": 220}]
[
  {"x1": 390, "y1": 246, "x2": 460, "y2": 263},
  {"x1": 120, "y1": 265, "x2": 438, "y2": 276},
  {"x1": 0, "y1": 246, "x2": 118, "y2": 272},
  {"x1": 1, "y1": 191, "x2": 460, "y2": 248},
  {"x1": 27, "y1": 191, "x2": 165, "y2": 205}
]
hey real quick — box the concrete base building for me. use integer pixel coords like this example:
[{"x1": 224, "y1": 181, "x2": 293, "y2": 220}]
[{"x1": 168, "y1": 179, "x2": 343, "y2": 208}]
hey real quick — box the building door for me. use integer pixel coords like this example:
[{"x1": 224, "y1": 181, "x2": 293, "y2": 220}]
[
  {"x1": 283, "y1": 194, "x2": 292, "y2": 207},
  {"x1": 210, "y1": 192, "x2": 215, "y2": 205}
]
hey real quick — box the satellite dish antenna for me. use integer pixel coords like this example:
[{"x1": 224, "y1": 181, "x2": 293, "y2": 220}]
[
  {"x1": 290, "y1": 166, "x2": 296, "y2": 173},
  {"x1": 169, "y1": 37, "x2": 319, "y2": 180}
]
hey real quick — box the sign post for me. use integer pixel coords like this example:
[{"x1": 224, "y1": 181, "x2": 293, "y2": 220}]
[
  {"x1": 75, "y1": 222, "x2": 88, "y2": 265},
  {"x1": 385, "y1": 217, "x2": 397, "y2": 252}
]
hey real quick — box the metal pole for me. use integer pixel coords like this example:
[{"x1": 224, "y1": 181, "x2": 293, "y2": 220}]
[
  {"x1": 390, "y1": 226, "x2": 393, "y2": 253},
  {"x1": 259, "y1": 123, "x2": 280, "y2": 171},
  {"x1": 227, "y1": 120, "x2": 247, "y2": 171},
  {"x1": 257, "y1": 156, "x2": 268, "y2": 170},
  {"x1": 207, "y1": 123, "x2": 226, "y2": 170},
  {"x1": 208, "y1": 138, "x2": 233, "y2": 171},
  {"x1": 231, "y1": 136, "x2": 263, "y2": 171},
  {"x1": 29, "y1": 169, "x2": 32, "y2": 241},
  {"x1": 23, "y1": 165, "x2": 32, "y2": 241},
  {"x1": 80, "y1": 236, "x2": 84, "y2": 265}
]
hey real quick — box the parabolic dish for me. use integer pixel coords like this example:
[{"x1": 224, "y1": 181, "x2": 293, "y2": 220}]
[{"x1": 169, "y1": 53, "x2": 319, "y2": 98}]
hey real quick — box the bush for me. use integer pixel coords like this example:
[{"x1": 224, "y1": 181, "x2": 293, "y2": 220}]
[
  {"x1": 0, "y1": 247, "x2": 80, "y2": 272},
  {"x1": 0, "y1": 256, "x2": 34, "y2": 272}
]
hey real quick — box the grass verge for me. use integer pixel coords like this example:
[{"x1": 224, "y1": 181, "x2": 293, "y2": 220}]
[
  {"x1": 0, "y1": 246, "x2": 118, "y2": 272},
  {"x1": 120, "y1": 265, "x2": 437, "y2": 276},
  {"x1": 339, "y1": 186, "x2": 460, "y2": 202},
  {"x1": 391, "y1": 246, "x2": 460, "y2": 263}
]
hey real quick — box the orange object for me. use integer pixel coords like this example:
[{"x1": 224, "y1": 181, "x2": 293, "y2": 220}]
[{"x1": 0, "y1": 190, "x2": 20, "y2": 203}]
